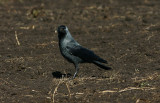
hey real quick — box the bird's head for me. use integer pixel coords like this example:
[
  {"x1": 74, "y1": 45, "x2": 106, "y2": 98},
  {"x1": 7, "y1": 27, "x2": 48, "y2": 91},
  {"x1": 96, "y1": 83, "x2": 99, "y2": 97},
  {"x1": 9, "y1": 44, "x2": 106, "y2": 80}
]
[
  {"x1": 57, "y1": 25, "x2": 68, "y2": 38},
  {"x1": 57, "y1": 25, "x2": 72, "y2": 40},
  {"x1": 58, "y1": 25, "x2": 67, "y2": 34}
]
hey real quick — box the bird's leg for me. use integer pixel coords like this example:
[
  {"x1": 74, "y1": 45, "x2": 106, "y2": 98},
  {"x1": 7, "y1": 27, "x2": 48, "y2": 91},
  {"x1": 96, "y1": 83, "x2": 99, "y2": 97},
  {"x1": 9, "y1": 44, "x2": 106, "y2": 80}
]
[{"x1": 73, "y1": 64, "x2": 79, "y2": 79}]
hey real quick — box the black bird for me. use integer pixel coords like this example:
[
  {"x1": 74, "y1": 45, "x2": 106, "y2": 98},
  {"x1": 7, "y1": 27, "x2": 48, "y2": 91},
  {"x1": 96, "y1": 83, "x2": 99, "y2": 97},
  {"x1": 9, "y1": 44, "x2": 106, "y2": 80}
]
[{"x1": 57, "y1": 25, "x2": 111, "y2": 78}]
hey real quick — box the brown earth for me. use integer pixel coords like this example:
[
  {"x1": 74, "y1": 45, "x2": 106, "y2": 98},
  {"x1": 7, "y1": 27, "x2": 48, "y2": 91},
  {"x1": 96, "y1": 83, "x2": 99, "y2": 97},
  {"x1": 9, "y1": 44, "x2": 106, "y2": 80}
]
[{"x1": 0, "y1": 0, "x2": 160, "y2": 103}]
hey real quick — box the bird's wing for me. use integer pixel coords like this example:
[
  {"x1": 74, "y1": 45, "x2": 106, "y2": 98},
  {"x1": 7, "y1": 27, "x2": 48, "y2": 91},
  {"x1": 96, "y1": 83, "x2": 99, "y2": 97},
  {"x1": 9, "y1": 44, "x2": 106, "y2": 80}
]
[{"x1": 66, "y1": 45, "x2": 107, "y2": 63}]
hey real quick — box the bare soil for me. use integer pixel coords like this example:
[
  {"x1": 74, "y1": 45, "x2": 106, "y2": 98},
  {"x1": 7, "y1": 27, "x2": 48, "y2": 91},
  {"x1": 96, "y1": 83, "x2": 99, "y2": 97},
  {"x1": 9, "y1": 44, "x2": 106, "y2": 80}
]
[{"x1": 0, "y1": 0, "x2": 160, "y2": 103}]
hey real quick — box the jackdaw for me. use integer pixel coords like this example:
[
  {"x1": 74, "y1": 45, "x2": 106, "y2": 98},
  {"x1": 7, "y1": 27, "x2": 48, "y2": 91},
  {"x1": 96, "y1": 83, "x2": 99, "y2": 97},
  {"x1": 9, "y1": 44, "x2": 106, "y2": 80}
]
[{"x1": 57, "y1": 25, "x2": 111, "y2": 78}]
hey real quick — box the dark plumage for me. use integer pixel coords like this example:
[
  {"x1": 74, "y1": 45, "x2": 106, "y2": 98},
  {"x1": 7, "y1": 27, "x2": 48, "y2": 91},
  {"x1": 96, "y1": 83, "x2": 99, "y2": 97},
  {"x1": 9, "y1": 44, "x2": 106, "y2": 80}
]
[{"x1": 57, "y1": 25, "x2": 111, "y2": 78}]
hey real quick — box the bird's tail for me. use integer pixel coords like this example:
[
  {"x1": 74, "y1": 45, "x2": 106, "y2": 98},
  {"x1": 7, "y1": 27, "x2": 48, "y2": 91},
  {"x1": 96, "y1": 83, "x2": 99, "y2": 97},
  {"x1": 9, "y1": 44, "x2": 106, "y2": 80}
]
[{"x1": 93, "y1": 61, "x2": 112, "y2": 70}]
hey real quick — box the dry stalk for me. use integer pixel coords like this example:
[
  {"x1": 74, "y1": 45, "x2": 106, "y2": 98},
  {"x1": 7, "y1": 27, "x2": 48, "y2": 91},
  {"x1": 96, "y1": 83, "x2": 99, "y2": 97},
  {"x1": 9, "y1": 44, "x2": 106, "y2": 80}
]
[
  {"x1": 15, "y1": 31, "x2": 20, "y2": 46},
  {"x1": 99, "y1": 87, "x2": 156, "y2": 94},
  {"x1": 65, "y1": 82, "x2": 71, "y2": 99},
  {"x1": 52, "y1": 80, "x2": 62, "y2": 103},
  {"x1": 132, "y1": 73, "x2": 159, "y2": 82}
]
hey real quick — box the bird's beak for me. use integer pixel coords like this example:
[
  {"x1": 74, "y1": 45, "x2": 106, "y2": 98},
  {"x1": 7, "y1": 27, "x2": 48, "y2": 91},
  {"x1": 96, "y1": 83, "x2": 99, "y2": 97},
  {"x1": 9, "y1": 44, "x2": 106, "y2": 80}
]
[{"x1": 55, "y1": 30, "x2": 57, "y2": 34}]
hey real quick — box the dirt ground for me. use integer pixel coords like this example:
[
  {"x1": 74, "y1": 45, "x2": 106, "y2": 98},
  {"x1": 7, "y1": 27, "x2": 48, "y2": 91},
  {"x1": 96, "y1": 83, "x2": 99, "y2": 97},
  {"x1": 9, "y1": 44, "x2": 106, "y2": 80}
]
[{"x1": 0, "y1": 0, "x2": 160, "y2": 103}]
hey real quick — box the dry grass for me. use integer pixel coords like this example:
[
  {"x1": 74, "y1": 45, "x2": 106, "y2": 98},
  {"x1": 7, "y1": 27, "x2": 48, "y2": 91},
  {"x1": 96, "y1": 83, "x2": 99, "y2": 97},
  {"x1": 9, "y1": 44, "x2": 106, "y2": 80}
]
[
  {"x1": 48, "y1": 72, "x2": 159, "y2": 102},
  {"x1": 132, "y1": 73, "x2": 159, "y2": 83}
]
